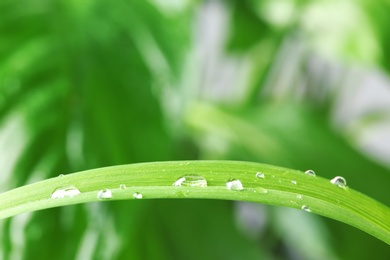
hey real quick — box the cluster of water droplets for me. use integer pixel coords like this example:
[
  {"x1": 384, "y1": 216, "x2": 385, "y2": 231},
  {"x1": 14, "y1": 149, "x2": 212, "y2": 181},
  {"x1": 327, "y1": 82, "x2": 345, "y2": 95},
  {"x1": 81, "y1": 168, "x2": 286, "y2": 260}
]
[
  {"x1": 297, "y1": 169, "x2": 349, "y2": 212},
  {"x1": 50, "y1": 167, "x2": 349, "y2": 214}
]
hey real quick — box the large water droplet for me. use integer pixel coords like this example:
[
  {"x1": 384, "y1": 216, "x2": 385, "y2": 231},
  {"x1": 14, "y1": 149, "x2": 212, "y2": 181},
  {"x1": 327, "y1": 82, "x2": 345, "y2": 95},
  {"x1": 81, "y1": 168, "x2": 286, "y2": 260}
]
[
  {"x1": 133, "y1": 192, "x2": 143, "y2": 199},
  {"x1": 172, "y1": 176, "x2": 207, "y2": 187},
  {"x1": 51, "y1": 186, "x2": 81, "y2": 199},
  {"x1": 304, "y1": 170, "x2": 316, "y2": 176},
  {"x1": 255, "y1": 172, "x2": 265, "y2": 179},
  {"x1": 301, "y1": 205, "x2": 311, "y2": 212},
  {"x1": 226, "y1": 180, "x2": 244, "y2": 191},
  {"x1": 119, "y1": 184, "x2": 127, "y2": 190},
  {"x1": 97, "y1": 189, "x2": 112, "y2": 199},
  {"x1": 330, "y1": 176, "x2": 347, "y2": 188}
]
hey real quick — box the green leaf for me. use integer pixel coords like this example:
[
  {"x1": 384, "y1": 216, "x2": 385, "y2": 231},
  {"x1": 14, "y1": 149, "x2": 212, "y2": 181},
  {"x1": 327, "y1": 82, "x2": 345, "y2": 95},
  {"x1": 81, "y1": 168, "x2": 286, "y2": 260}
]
[
  {"x1": 225, "y1": 1, "x2": 270, "y2": 52},
  {"x1": 1, "y1": 160, "x2": 389, "y2": 245}
]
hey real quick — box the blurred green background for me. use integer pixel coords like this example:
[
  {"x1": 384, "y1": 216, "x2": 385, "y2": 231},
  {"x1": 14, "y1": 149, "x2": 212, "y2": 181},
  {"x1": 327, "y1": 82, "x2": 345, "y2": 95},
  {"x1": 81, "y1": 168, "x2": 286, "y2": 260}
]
[{"x1": 1, "y1": 0, "x2": 390, "y2": 259}]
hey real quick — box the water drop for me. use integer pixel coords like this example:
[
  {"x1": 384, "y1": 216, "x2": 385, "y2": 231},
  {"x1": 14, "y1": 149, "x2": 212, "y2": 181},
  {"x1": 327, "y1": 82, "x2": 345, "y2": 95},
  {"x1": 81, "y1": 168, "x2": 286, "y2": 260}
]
[
  {"x1": 330, "y1": 176, "x2": 347, "y2": 188},
  {"x1": 254, "y1": 187, "x2": 268, "y2": 194},
  {"x1": 292, "y1": 180, "x2": 297, "y2": 185},
  {"x1": 301, "y1": 205, "x2": 311, "y2": 212},
  {"x1": 173, "y1": 176, "x2": 207, "y2": 187},
  {"x1": 119, "y1": 184, "x2": 127, "y2": 190},
  {"x1": 304, "y1": 170, "x2": 316, "y2": 176},
  {"x1": 133, "y1": 192, "x2": 143, "y2": 199},
  {"x1": 255, "y1": 172, "x2": 264, "y2": 179},
  {"x1": 97, "y1": 189, "x2": 112, "y2": 199},
  {"x1": 51, "y1": 186, "x2": 80, "y2": 199},
  {"x1": 297, "y1": 194, "x2": 302, "y2": 199},
  {"x1": 226, "y1": 180, "x2": 244, "y2": 191},
  {"x1": 58, "y1": 174, "x2": 64, "y2": 177}
]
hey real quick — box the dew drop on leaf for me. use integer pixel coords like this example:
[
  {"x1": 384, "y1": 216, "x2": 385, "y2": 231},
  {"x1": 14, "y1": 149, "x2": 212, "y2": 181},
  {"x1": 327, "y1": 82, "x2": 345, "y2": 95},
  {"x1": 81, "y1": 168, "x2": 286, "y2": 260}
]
[
  {"x1": 226, "y1": 180, "x2": 244, "y2": 191},
  {"x1": 133, "y1": 192, "x2": 143, "y2": 199},
  {"x1": 51, "y1": 186, "x2": 80, "y2": 199},
  {"x1": 254, "y1": 187, "x2": 268, "y2": 194},
  {"x1": 304, "y1": 170, "x2": 316, "y2": 176},
  {"x1": 97, "y1": 189, "x2": 112, "y2": 199},
  {"x1": 172, "y1": 176, "x2": 207, "y2": 187},
  {"x1": 330, "y1": 176, "x2": 347, "y2": 188},
  {"x1": 255, "y1": 172, "x2": 265, "y2": 179},
  {"x1": 291, "y1": 180, "x2": 297, "y2": 185},
  {"x1": 119, "y1": 184, "x2": 127, "y2": 190},
  {"x1": 301, "y1": 205, "x2": 311, "y2": 212}
]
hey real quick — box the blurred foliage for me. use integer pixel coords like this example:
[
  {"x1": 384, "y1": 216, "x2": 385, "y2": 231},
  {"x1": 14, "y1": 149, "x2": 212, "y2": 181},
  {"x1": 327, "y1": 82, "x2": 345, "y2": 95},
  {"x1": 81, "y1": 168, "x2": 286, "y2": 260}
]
[{"x1": 1, "y1": 0, "x2": 390, "y2": 259}]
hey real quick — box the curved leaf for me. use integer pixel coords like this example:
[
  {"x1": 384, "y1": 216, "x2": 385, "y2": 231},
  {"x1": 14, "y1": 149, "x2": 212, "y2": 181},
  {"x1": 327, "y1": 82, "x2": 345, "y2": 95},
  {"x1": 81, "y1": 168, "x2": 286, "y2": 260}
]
[{"x1": 1, "y1": 160, "x2": 389, "y2": 245}]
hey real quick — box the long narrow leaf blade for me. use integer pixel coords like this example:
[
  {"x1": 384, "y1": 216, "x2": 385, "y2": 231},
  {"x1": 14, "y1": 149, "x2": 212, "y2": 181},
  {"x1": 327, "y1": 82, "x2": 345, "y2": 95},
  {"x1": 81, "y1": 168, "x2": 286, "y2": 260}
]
[{"x1": 0, "y1": 160, "x2": 389, "y2": 244}]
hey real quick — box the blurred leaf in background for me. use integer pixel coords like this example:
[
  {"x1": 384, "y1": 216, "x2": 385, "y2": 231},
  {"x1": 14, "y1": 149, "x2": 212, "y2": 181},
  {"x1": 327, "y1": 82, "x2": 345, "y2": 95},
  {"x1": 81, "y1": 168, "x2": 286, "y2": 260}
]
[{"x1": 1, "y1": 0, "x2": 390, "y2": 259}]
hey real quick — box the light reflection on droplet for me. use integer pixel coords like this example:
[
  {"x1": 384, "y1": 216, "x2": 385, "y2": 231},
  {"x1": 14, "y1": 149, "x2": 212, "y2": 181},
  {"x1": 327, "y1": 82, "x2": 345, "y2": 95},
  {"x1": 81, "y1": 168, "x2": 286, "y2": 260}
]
[
  {"x1": 97, "y1": 189, "x2": 112, "y2": 199},
  {"x1": 173, "y1": 176, "x2": 207, "y2": 187},
  {"x1": 330, "y1": 176, "x2": 347, "y2": 188},
  {"x1": 226, "y1": 180, "x2": 244, "y2": 191},
  {"x1": 133, "y1": 192, "x2": 143, "y2": 199},
  {"x1": 51, "y1": 186, "x2": 80, "y2": 199},
  {"x1": 304, "y1": 170, "x2": 316, "y2": 176},
  {"x1": 256, "y1": 172, "x2": 265, "y2": 179}
]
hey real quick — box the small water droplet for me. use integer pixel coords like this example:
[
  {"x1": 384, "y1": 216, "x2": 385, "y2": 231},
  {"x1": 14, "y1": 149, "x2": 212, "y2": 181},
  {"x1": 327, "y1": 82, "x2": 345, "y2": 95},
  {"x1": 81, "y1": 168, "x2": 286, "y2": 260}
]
[
  {"x1": 304, "y1": 170, "x2": 316, "y2": 176},
  {"x1": 51, "y1": 186, "x2": 80, "y2": 199},
  {"x1": 297, "y1": 194, "x2": 302, "y2": 199},
  {"x1": 58, "y1": 174, "x2": 64, "y2": 177},
  {"x1": 97, "y1": 189, "x2": 112, "y2": 199},
  {"x1": 256, "y1": 172, "x2": 264, "y2": 179},
  {"x1": 330, "y1": 176, "x2": 347, "y2": 188},
  {"x1": 254, "y1": 187, "x2": 268, "y2": 194},
  {"x1": 119, "y1": 184, "x2": 127, "y2": 190},
  {"x1": 133, "y1": 192, "x2": 143, "y2": 199},
  {"x1": 226, "y1": 180, "x2": 244, "y2": 191},
  {"x1": 301, "y1": 205, "x2": 311, "y2": 212},
  {"x1": 173, "y1": 176, "x2": 207, "y2": 187},
  {"x1": 292, "y1": 180, "x2": 297, "y2": 185}
]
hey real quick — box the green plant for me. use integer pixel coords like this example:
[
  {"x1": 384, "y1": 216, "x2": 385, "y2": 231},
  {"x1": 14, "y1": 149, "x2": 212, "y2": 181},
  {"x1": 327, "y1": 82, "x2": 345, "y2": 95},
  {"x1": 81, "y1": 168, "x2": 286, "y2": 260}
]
[
  {"x1": 1, "y1": 0, "x2": 390, "y2": 259},
  {"x1": 1, "y1": 160, "x2": 390, "y2": 245}
]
